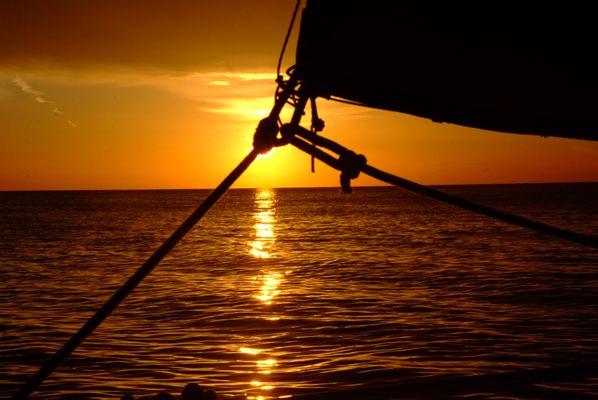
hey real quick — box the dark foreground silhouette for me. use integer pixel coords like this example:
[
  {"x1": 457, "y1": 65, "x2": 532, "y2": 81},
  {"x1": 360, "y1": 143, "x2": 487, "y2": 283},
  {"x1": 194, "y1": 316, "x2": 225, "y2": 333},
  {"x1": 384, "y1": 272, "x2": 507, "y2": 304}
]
[
  {"x1": 296, "y1": 1, "x2": 598, "y2": 141},
  {"x1": 121, "y1": 383, "x2": 217, "y2": 400}
]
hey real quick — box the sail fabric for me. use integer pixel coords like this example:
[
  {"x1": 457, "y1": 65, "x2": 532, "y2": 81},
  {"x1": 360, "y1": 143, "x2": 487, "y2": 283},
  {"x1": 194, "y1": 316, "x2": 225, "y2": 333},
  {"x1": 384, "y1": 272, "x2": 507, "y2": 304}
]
[{"x1": 295, "y1": 1, "x2": 598, "y2": 141}]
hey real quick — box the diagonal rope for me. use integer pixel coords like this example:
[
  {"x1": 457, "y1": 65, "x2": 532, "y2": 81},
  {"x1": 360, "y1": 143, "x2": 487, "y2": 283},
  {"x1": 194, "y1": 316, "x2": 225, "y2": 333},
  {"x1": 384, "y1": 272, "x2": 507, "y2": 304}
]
[
  {"x1": 276, "y1": 0, "x2": 302, "y2": 80},
  {"x1": 287, "y1": 133, "x2": 598, "y2": 249},
  {"x1": 12, "y1": 149, "x2": 259, "y2": 400}
]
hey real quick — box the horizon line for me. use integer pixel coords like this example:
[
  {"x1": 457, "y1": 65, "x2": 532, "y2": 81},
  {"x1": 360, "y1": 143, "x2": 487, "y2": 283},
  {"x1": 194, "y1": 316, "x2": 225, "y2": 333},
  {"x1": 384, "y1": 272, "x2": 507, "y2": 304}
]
[{"x1": 1, "y1": 181, "x2": 596, "y2": 192}]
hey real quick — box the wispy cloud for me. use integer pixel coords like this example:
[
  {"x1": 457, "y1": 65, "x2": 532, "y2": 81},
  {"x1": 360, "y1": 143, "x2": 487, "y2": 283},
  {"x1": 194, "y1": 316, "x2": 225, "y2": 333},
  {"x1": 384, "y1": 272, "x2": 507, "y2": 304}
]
[
  {"x1": 174, "y1": 72, "x2": 370, "y2": 121},
  {"x1": 200, "y1": 96, "x2": 275, "y2": 120},
  {"x1": 13, "y1": 76, "x2": 76, "y2": 127},
  {"x1": 156, "y1": 71, "x2": 278, "y2": 120},
  {"x1": 9, "y1": 70, "x2": 368, "y2": 126},
  {"x1": 208, "y1": 80, "x2": 231, "y2": 86},
  {"x1": 190, "y1": 72, "x2": 274, "y2": 82},
  {"x1": 13, "y1": 76, "x2": 49, "y2": 103}
]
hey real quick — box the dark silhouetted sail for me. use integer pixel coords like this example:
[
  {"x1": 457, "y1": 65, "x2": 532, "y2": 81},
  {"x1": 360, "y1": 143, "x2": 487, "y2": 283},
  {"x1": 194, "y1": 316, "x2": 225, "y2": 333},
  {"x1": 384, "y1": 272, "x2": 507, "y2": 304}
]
[{"x1": 295, "y1": 1, "x2": 598, "y2": 141}]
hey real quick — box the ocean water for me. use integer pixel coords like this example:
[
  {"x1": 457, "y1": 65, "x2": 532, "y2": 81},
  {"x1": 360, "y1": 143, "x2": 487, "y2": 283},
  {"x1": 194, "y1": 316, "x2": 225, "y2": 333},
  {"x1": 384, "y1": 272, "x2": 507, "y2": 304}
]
[{"x1": 0, "y1": 184, "x2": 597, "y2": 400}]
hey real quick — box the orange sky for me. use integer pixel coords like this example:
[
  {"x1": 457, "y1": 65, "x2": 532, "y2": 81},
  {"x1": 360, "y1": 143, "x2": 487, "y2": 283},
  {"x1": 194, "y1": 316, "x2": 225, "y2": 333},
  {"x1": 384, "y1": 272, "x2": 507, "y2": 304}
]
[{"x1": 1, "y1": 0, "x2": 597, "y2": 190}]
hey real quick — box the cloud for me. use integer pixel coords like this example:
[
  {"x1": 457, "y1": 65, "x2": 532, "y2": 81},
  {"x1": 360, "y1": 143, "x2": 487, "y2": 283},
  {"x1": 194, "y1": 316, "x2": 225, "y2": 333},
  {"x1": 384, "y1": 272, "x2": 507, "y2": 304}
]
[
  {"x1": 201, "y1": 96, "x2": 275, "y2": 120},
  {"x1": 207, "y1": 72, "x2": 274, "y2": 81},
  {"x1": 144, "y1": 71, "x2": 278, "y2": 120},
  {"x1": 13, "y1": 76, "x2": 76, "y2": 127},
  {"x1": 13, "y1": 76, "x2": 49, "y2": 103},
  {"x1": 8, "y1": 69, "x2": 369, "y2": 128},
  {"x1": 157, "y1": 71, "x2": 370, "y2": 121},
  {"x1": 190, "y1": 73, "x2": 286, "y2": 120},
  {"x1": 209, "y1": 80, "x2": 231, "y2": 86}
]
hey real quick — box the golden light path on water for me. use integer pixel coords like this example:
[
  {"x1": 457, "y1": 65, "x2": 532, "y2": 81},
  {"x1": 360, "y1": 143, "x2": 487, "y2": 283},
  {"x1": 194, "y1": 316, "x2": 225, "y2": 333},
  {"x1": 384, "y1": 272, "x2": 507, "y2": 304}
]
[{"x1": 241, "y1": 189, "x2": 286, "y2": 399}]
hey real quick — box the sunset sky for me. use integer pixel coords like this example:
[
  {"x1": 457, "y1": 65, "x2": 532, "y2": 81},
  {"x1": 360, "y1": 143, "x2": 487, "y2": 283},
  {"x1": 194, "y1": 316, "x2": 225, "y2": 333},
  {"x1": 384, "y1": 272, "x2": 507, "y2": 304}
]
[{"x1": 1, "y1": 0, "x2": 597, "y2": 190}]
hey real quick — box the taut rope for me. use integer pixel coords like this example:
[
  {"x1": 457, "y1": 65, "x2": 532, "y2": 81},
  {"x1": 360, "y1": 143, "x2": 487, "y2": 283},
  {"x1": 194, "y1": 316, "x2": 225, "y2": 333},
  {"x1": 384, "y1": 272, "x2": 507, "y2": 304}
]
[
  {"x1": 281, "y1": 123, "x2": 598, "y2": 250},
  {"x1": 12, "y1": 150, "x2": 259, "y2": 399}
]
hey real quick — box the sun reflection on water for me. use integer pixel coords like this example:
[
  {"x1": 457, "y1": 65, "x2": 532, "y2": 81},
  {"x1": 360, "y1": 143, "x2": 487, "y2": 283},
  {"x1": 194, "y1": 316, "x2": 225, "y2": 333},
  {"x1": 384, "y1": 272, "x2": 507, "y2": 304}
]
[
  {"x1": 248, "y1": 189, "x2": 276, "y2": 259},
  {"x1": 239, "y1": 347, "x2": 264, "y2": 356},
  {"x1": 254, "y1": 272, "x2": 282, "y2": 305},
  {"x1": 242, "y1": 189, "x2": 288, "y2": 399}
]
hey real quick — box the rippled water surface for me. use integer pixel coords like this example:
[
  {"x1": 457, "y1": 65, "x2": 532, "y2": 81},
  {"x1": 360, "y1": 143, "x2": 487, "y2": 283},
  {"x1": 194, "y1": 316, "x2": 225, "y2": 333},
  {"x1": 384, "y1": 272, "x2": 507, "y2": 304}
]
[{"x1": 1, "y1": 184, "x2": 597, "y2": 399}]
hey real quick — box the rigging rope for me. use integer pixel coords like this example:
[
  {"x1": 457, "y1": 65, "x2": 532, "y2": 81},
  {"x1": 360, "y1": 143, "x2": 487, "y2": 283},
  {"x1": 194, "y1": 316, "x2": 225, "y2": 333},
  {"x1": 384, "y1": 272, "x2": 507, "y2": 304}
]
[
  {"x1": 12, "y1": 150, "x2": 259, "y2": 400},
  {"x1": 276, "y1": 0, "x2": 302, "y2": 81},
  {"x1": 282, "y1": 125, "x2": 598, "y2": 250}
]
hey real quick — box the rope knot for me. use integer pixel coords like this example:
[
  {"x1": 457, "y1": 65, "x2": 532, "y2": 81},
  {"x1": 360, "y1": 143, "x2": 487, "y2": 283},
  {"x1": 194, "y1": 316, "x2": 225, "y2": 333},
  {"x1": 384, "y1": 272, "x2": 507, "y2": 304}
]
[
  {"x1": 252, "y1": 116, "x2": 280, "y2": 154},
  {"x1": 339, "y1": 151, "x2": 367, "y2": 193}
]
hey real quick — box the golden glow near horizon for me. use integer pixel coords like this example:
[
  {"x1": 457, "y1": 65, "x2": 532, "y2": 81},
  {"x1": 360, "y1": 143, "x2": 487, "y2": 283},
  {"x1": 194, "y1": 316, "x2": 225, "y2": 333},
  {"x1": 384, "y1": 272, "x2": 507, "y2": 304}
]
[
  {"x1": 1, "y1": 1, "x2": 597, "y2": 190},
  {"x1": 2, "y1": 68, "x2": 597, "y2": 190}
]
